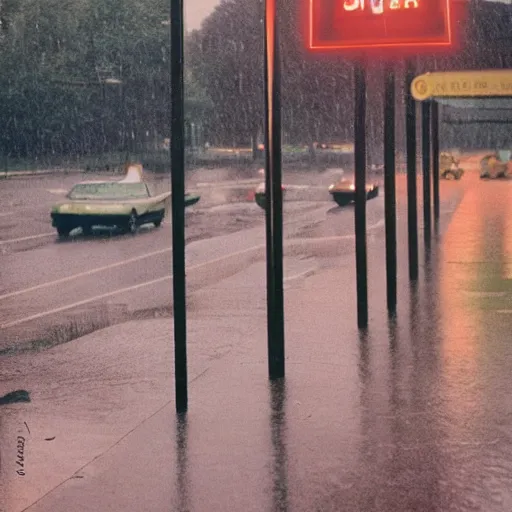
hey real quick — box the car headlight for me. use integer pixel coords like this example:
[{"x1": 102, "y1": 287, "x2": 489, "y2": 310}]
[
  {"x1": 58, "y1": 204, "x2": 71, "y2": 212},
  {"x1": 349, "y1": 184, "x2": 355, "y2": 191},
  {"x1": 328, "y1": 184, "x2": 334, "y2": 191}
]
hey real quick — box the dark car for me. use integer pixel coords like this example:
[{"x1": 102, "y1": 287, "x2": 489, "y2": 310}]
[{"x1": 328, "y1": 179, "x2": 379, "y2": 207}]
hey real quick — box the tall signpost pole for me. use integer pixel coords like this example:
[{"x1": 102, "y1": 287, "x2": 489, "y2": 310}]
[
  {"x1": 170, "y1": 0, "x2": 187, "y2": 412},
  {"x1": 306, "y1": 0, "x2": 454, "y2": 328},
  {"x1": 431, "y1": 101, "x2": 440, "y2": 231},
  {"x1": 354, "y1": 61, "x2": 368, "y2": 329},
  {"x1": 264, "y1": 0, "x2": 285, "y2": 379},
  {"x1": 405, "y1": 62, "x2": 419, "y2": 281},
  {"x1": 384, "y1": 64, "x2": 397, "y2": 315},
  {"x1": 421, "y1": 100, "x2": 432, "y2": 251}
]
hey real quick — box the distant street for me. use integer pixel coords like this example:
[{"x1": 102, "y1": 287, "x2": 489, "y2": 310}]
[
  {"x1": 4, "y1": 155, "x2": 512, "y2": 512},
  {"x1": 0, "y1": 164, "x2": 469, "y2": 353}
]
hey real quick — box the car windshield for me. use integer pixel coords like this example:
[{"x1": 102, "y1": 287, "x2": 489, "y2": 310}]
[{"x1": 68, "y1": 182, "x2": 149, "y2": 200}]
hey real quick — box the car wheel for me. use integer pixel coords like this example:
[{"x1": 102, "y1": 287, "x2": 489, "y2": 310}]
[
  {"x1": 154, "y1": 217, "x2": 163, "y2": 228},
  {"x1": 56, "y1": 226, "x2": 71, "y2": 238},
  {"x1": 126, "y1": 211, "x2": 138, "y2": 234},
  {"x1": 480, "y1": 172, "x2": 490, "y2": 180}
]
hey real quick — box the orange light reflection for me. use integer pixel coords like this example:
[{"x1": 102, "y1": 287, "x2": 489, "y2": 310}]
[{"x1": 439, "y1": 187, "x2": 485, "y2": 426}]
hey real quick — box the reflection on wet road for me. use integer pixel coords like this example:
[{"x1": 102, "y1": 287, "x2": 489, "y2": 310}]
[
  {"x1": 7, "y1": 165, "x2": 512, "y2": 512},
  {"x1": 269, "y1": 380, "x2": 288, "y2": 512}
]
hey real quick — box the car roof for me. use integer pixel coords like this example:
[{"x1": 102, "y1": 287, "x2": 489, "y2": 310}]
[
  {"x1": 75, "y1": 164, "x2": 145, "y2": 186},
  {"x1": 74, "y1": 179, "x2": 146, "y2": 185}
]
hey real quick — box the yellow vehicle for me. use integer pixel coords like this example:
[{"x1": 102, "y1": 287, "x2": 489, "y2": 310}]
[
  {"x1": 440, "y1": 152, "x2": 464, "y2": 180},
  {"x1": 50, "y1": 164, "x2": 200, "y2": 237},
  {"x1": 480, "y1": 151, "x2": 511, "y2": 179}
]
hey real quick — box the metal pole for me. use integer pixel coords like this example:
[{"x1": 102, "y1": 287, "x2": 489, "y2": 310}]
[
  {"x1": 170, "y1": 0, "x2": 187, "y2": 412},
  {"x1": 405, "y1": 61, "x2": 418, "y2": 281},
  {"x1": 264, "y1": 0, "x2": 285, "y2": 379},
  {"x1": 421, "y1": 101, "x2": 432, "y2": 250},
  {"x1": 431, "y1": 101, "x2": 440, "y2": 230},
  {"x1": 354, "y1": 61, "x2": 368, "y2": 329},
  {"x1": 384, "y1": 64, "x2": 397, "y2": 316}
]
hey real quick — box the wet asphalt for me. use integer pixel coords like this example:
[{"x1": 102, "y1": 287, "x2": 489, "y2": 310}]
[
  {"x1": 4, "y1": 158, "x2": 512, "y2": 511},
  {"x1": 0, "y1": 166, "x2": 396, "y2": 352}
]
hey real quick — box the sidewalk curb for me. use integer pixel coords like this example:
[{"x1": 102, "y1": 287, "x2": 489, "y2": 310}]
[{"x1": 185, "y1": 231, "x2": 376, "y2": 296}]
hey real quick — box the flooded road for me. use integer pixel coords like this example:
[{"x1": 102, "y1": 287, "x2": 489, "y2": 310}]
[
  {"x1": 0, "y1": 166, "x2": 390, "y2": 352},
  {"x1": 4, "y1": 163, "x2": 511, "y2": 512}
]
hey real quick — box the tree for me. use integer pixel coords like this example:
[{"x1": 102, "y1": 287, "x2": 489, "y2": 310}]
[
  {"x1": 187, "y1": 0, "x2": 512, "y2": 158},
  {"x1": 189, "y1": 0, "x2": 265, "y2": 157},
  {"x1": 189, "y1": 0, "x2": 355, "y2": 157},
  {"x1": 0, "y1": 0, "x2": 170, "y2": 159}
]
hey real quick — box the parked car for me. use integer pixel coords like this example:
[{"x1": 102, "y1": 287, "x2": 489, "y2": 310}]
[
  {"x1": 480, "y1": 151, "x2": 510, "y2": 179},
  {"x1": 440, "y1": 152, "x2": 464, "y2": 180}
]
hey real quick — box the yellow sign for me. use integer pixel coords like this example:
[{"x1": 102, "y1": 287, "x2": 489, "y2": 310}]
[{"x1": 411, "y1": 70, "x2": 512, "y2": 101}]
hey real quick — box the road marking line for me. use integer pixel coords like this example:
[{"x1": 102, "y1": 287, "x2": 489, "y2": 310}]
[
  {"x1": 0, "y1": 276, "x2": 173, "y2": 329},
  {"x1": 0, "y1": 215, "x2": 385, "y2": 300},
  {"x1": 368, "y1": 218, "x2": 385, "y2": 230},
  {"x1": 0, "y1": 244, "x2": 266, "y2": 329},
  {"x1": 46, "y1": 188, "x2": 69, "y2": 195},
  {"x1": 0, "y1": 218, "x2": 388, "y2": 328},
  {"x1": 466, "y1": 291, "x2": 506, "y2": 297},
  {"x1": 285, "y1": 185, "x2": 326, "y2": 190},
  {"x1": 283, "y1": 268, "x2": 317, "y2": 284},
  {"x1": 195, "y1": 180, "x2": 260, "y2": 187},
  {"x1": 0, "y1": 232, "x2": 55, "y2": 245},
  {"x1": 0, "y1": 247, "x2": 171, "y2": 301}
]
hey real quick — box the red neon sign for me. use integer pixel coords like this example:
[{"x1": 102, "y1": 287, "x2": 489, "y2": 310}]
[{"x1": 308, "y1": 0, "x2": 452, "y2": 50}]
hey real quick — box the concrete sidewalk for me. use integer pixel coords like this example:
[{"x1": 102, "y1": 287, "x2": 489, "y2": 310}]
[{"x1": 3, "y1": 173, "x2": 512, "y2": 512}]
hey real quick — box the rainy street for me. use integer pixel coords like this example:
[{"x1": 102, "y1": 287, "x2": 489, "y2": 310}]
[
  {"x1": 1, "y1": 0, "x2": 512, "y2": 508},
  {"x1": 6, "y1": 157, "x2": 512, "y2": 512},
  {"x1": 0, "y1": 165, "x2": 468, "y2": 354}
]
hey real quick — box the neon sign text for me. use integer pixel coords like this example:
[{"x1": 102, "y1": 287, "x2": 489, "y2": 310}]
[
  {"x1": 342, "y1": 0, "x2": 419, "y2": 14},
  {"x1": 307, "y1": 0, "x2": 452, "y2": 51}
]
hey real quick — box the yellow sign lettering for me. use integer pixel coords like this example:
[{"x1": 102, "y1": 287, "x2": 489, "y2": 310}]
[{"x1": 411, "y1": 71, "x2": 512, "y2": 101}]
